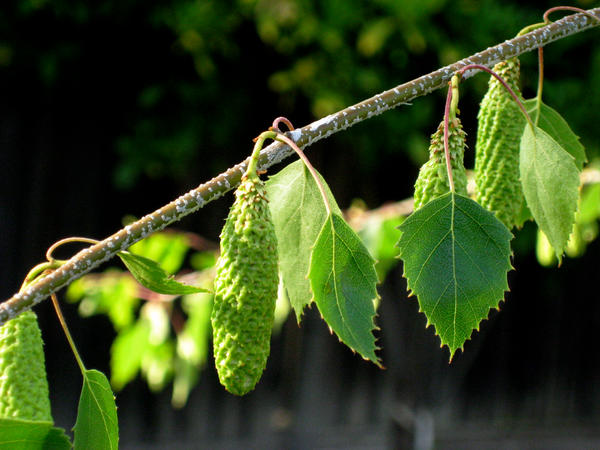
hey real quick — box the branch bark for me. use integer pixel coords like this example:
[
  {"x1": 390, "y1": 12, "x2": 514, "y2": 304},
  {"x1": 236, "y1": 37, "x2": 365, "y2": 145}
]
[{"x1": 1, "y1": 9, "x2": 599, "y2": 325}]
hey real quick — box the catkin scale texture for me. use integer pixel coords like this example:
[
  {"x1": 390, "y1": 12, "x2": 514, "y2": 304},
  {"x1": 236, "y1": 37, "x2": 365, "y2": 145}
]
[
  {"x1": 0, "y1": 311, "x2": 52, "y2": 421},
  {"x1": 211, "y1": 174, "x2": 278, "y2": 396},
  {"x1": 475, "y1": 58, "x2": 525, "y2": 228},
  {"x1": 413, "y1": 118, "x2": 468, "y2": 210}
]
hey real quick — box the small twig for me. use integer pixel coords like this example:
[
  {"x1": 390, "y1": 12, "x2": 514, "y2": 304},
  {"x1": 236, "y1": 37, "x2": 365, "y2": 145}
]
[
  {"x1": 272, "y1": 131, "x2": 333, "y2": 215},
  {"x1": 46, "y1": 237, "x2": 100, "y2": 263},
  {"x1": 535, "y1": 47, "x2": 544, "y2": 125},
  {"x1": 544, "y1": 6, "x2": 600, "y2": 24},
  {"x1": 272, "y1": 117, "x2": 295, "y2": 132},
  {"x1": 247, "y1": 131, "x2": 277, "y2": 178},
  {"x1": 51, "y1": 293, "x2": 87, "y2": 374},
  {"x1": 443, "y1": 80, "x2": 455, "y2": 192},
  {"x1": 458, "y1": 64, "x2": 534, "y2": 130}
]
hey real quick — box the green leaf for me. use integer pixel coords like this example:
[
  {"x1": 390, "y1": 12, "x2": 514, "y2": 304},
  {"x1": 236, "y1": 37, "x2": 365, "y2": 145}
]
[
  {"x1": 579, "y1": 183, "x2": 600, "y2": 224},
  {"x1": 308, "y1": 213, "x2": 381, "y2": 366},
  {"x1": 266, "y1": 160, "x2": 341, "y2": 320},
  {"x1": 172, "y1": 292, "x2": 212, "y2": 408},
  {"x1": 129, "y1": 232, "x2": 190, "y2": 274},
  {"x1": 523, "y1": 98, "x2": 586, "y2": 169},
  {"x1": 358, "y1": 214, "x2": 403, "y2": 281},
  {"x1": 74, "y1": 369, "x2": 119, "y2": 450},
  {"x1": 520, "y1": 125, "x2": 580, "y2": 259},
  {"x1": 397, "y1": 192, "x2": 512, "y2": 359},
  {"x1": 141, "y1": 340, "x2": 175, "y2": 391},
  {"x1": 110, "y1": 319, "x2": 151, "y2": 390},
  {"x1": 66, "y1": 272, "x2": 140, "y2": 330},
  {"x1": 536, "y1": 228, "x2": 557, "y2": 267},
  {"x1": 514, "y1": 198, "x2": 533, "y2": 229},
  {"x1": 273, "y1": 282, "x2": 292, "y2": 333},
  {"x1": 118, "y1": 251, "x2": 209, "y2": 295},
  {"x1": 0, "y1": 418, "x2": 71, "y2": 450}
]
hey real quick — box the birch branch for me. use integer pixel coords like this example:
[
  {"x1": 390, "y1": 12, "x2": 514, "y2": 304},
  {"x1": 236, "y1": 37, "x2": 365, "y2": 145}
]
[{"x1": 1, "y1": 9, "x2": 599, "y2": 325}]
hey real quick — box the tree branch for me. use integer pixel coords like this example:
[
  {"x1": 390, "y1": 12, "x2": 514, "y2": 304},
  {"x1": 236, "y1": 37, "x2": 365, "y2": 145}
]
[{"x1": 1, "y1": 8, "x2": 599, "y2": 325}]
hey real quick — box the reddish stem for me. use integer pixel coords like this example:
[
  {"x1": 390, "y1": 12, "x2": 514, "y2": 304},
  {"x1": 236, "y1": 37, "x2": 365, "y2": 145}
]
[
  {"x1": 544, "y1": 7, "x2": 599, "y2": 24},
  {"x1": 271, "y1": 116, "x2": 295, "y2": 133},
  {"x1": 458, "y1": 64, "x2": 534, "y2": 129},
  {"x1": 443, "y1": 82, "x2": 455, "y2": 193},
  {"x1": 46, "y1": 237, "x2": 99, "y2": 262},
  {"x1": 274, "y1": 132, "x2": 333, "y2": 215},
  {"x1": 535, "y1": 46, "x2": 545, "y2": 125}
]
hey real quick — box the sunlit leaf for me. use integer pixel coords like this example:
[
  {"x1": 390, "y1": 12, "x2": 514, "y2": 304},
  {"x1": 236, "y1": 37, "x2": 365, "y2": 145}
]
[
  {"x1": 189, "y1": 251, "x2": 217, "y2": 271},
  {"x1": 266, "y1": 160, "x2": 341, "y2": 320},
  {"x1": 73, "y1": 369, "x2": 119, "y2": 450},
  {"x1": 141, "y1": 340, "x2": 175, "y2": 392},
  {"x1": 536, "y1": 228, "x2": 557, "y2": 267},
  {"x1": 273, "y1": 280, "x2": 291, "y2": 333},
  {"x1": 0, "y1": 418, "x2": 71, "y2": 450},
  {"x1": 358, "y1": 214, "x2": 403, "y2": 281},
  {"x1": 520, "y1": 125, "x2": 580, "y2": 259},
  {"x1": 579, "y1": 183, "x2": 600, "y2": 224},
  {"x1": 397, "y1": 192, "x2": 512, "y2": 359},
  {"x1": 309, "y1": 213, "x2": 381, "y2": 366},
  {"x1": 118, "y1": 251, "x2": 209, "y2": 295},
  {"x1": 524, "y1": 98, "x2": 586, "y2": 169},
  {"x1": 172, "y1": 292, "x2": 212, "y2": 408},
  {"x1": 110, "y1": 319, "x2": 151, "y2": 391},
  {"x1": 129, "y1": 232, "x2": 189, "y2": 274}
]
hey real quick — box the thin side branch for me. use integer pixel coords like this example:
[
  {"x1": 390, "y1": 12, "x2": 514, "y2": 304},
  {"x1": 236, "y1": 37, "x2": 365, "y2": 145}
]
[{"x1": 1, "y1": 8, "x2": 599, "y2": 325}]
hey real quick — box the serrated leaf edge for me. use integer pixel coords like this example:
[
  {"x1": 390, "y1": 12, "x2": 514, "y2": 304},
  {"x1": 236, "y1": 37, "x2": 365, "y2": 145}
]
[
  {"x1": 308, "y1": 213, "x2": 383, "y2": 367},
  {"x1": 396, "y1": 193, "x2": 513, "y2": 361}
]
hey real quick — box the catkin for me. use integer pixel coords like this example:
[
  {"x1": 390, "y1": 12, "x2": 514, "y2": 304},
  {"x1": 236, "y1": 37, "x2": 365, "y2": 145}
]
[
  {"x1": 413, "y1": 117, "x2": 468, "y2": 210},
  {"x1": 0, "y1": 311, "x2": 52, "y2": 421},
  {"x1": 211, "y1": 173, "x2": 279, "y2": 396},
  {"x1": 474, "y1": 57, "x2": 526, "y2": 228}
]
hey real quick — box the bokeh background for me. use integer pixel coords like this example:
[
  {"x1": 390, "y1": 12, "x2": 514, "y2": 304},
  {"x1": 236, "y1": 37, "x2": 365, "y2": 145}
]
[{"x1": 1, "y1": 1, "x2": 600, "y2": 448}]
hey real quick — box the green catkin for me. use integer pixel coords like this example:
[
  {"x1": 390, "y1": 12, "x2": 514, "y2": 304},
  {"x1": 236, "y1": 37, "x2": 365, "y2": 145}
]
[
  {"x1": 474, "y1": 57, "x2": 526, "y2": 228},
  {"x1": 211, "y1": 171, "x2": 279, "y2": 396},
  {"x1": 0, "y1": 311, "x2": 53, "y2": 421},
  {"x1": 413, "y1": 117, "x2": 468, "y2": 210}
]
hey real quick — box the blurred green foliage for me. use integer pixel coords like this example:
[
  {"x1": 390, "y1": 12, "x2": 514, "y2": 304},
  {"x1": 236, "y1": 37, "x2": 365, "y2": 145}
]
[
  {"x1": 66, "y1": 231, "x2": 292, "y2": 407},
  {"x1": 66, "y1": 232, "x2": 218, "y2": 407},
  {"x1": 2, "y1": 0, "x2": 597, "y2": 196},
  {"x1": 536, "y1": 177, "x2": 600, "y2": 267}
]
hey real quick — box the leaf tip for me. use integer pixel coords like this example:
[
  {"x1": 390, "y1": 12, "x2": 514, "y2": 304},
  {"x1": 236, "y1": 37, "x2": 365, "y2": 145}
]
[{"x1": 447, "y1": 346, "x2": 462, "y2": 363}]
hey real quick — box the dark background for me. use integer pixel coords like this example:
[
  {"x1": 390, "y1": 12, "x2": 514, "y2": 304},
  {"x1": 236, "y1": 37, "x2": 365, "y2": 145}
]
[{"x1": 1, "y1": 1, "x2": 600, "y2": 448}]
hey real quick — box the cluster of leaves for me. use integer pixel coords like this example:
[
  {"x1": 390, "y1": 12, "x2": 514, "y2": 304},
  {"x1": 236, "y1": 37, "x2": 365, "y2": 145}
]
[
  {"x1": 66, "y1": 231, "x2": 293, "y2": 406},
  {"x1": 266, "y1": 160, "x2": 381, "y2": 365},
  {"x1": 0, "y1": 313, "x2": 118, "y2": 448},
  {"x1": 0, "y1": 364, "x2": 118, "y2": 449},
  {"x1": 0, "y1": 368, "x2": 119, "y2": 449},
  {"x1": 67, "y1": 149, "x2": 600, "y2": 395},
  {"x1": 395, "y1": 53, "x2": 594, "y2": 358},
  {"x1": 67, "y1": 232, "x2": 215, "y2": 408},
  {"x1": 66, "y1": 167, "x2": 411, "y2": 399}
]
